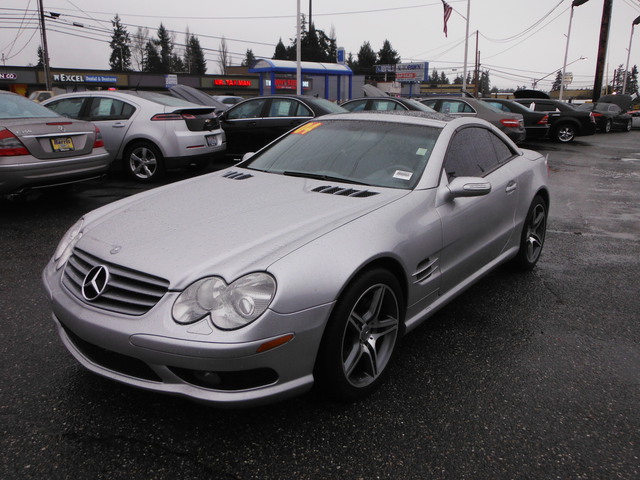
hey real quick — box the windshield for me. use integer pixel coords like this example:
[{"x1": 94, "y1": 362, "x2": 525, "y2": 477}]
[
  {"x1": 0, "y1": 93, "x2": 62, "y2": 119},
  {"x1": 243, "y1": 119, "x2": 441, "y2": 189}
]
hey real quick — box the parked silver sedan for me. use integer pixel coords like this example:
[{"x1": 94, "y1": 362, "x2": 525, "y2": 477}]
[
  {"x1": 0, "y1": 90, "x2": 110, "y2": 195},
  {"x1": 43, "y1": 91, "x2": 226, "y2": 182},
  {"x1": 43, "y1": 112, "x2": 549, "y2": 407}
]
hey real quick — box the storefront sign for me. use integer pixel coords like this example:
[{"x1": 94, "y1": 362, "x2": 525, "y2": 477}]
[
  {"x1": 214, "y1": 79, "x2": 253, "y2": 87},
  {"x1": 53, "y1": 73, "x2": 85, "y2": 82},
  {"x1": 265, "y1": 78, "x2": 310, "y2": 90},
  {"x1": 85, "y1": 75, "x2": 118, "y2": 83},
  {"x1": 165, "y1": 74, "x2": 178, "y2": 87},
  {"x1": 395, "y1": 62, "x2": 429, "y2": 83},
  {"x1": 0, "y1": 72, "x2": 18, "y2": 80}
]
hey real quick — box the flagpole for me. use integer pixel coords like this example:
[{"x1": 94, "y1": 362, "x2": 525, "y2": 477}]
[{"x1": 462, "y1": 0, "x2": 470, "y2": 92}]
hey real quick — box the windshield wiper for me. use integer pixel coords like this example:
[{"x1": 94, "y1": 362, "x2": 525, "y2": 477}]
[{"x1": 283, "y1": 171, "x2": 362, "y2": 185}]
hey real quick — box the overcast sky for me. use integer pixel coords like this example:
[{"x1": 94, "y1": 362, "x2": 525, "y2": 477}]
[{"x1": 2, "y1": 0, "x2": 640, "y2": 91}]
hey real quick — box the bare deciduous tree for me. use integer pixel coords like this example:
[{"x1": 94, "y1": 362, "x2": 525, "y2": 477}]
[
  {"x1": 217, "y1": 36, "x2": 228, "y2": 75},
  {"x1": 131, "y1": 26, "x2": 149, "y2": 71}
]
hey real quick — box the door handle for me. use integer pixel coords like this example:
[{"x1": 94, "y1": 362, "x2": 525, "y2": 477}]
[
  {"x1": 247, "y1": 121, "x2": 257, "y2": 127},
  {"x1": 112, "y1": 123, "x2": 125, "y2": 128},
  {"x1": 505, "y1": 181, "x2": 517, "y2": 193}
]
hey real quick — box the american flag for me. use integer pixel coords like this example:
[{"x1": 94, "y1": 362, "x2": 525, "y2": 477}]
[{"x1": 442, "y1": 0, "x2": 453, "y2": 37}]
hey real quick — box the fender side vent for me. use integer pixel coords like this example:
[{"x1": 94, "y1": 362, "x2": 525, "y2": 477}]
[
  {"x1": 223, "y1": 171, "x2": 254, "y2": 180},
  {"x1": 414, "y1": 257, "x2": 438, "y2": 283},
  {"x1": 312, "y1": 185, "x2": 379, "y2": 198}
]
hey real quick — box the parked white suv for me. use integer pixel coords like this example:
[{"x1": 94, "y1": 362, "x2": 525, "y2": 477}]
[{"x1": 44, "y1": 90, "x2": 226, "y2": 182}]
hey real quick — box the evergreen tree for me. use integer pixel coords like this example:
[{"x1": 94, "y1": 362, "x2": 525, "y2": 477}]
[
  {"x1": 453, "y1": 74, "x2": 464, "y2": 85},
  {"x1": 479, "y1": 69, "x2": 491, "y2": 96},
  {"x1": 551, "y1": 70, "x2": 563, "y2": 91},
  {"x1": 273, "y1": 39, "x2": 288, "y2": 60},
  {"x1": 185, "y1": 34, "x2": 207, "y2": 74},
  {"x1": 439, "y1": 71, "x2": 449, "y2": 84},
  {"x1": 241, "y1": 49, "x2": 256, "y2": 68},
  {"x1": 142, "y1": 40, "x2": 162, "y2": 73},
  {"x1": 109, "y1": 14, "x2": 131, "y2": 72},
  {"x1": 355, "y1": 41, "x2": 377, "y2": 76},
  {"x1": 36, "y1": 46, "x2": 44, "y2": 68},
  {"x1": 431, "y1": 69, "x2": 439, "y2": 83},
  {"x1": 377, "y1": 40, "x2": 400, "y2": 65},
  {"x1": 627, "y1": 65, "x2": 639, "y2": 94},
  {"x1": 156, "y1": 24, "x2": 173, "y2": 73}
]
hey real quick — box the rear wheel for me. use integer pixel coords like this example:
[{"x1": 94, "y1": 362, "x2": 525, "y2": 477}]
[
  {"x1": 315, "y1": 269, "x2": 403, "y2": 401},
  {"x1": 512, "y1": 195, "x2": 547, "y2": 271},
  {"x1": 625, "y1": 120, "x2": 632, "y2": 132},
  {"x1": 124, "y1": 142, "x2": 164, "y2": 182},
  {"x1": 553, "y1": 123, "x2": 576, "y2": 143},
  {"x1": 603, "y1": 119, "x2": 612, "y2": 133}
]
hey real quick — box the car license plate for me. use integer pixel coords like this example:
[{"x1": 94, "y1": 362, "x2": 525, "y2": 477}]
[
  {"x1": 206, "y1": 135, "x2": 218, "y2": 147},
  {"x1": 51, "y1": 137, "x2": 74, "y2": 152}
]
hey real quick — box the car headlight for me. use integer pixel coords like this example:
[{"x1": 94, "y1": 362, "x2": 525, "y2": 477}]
[
  {"x1": 172, "y1": 273, "x2": 276, "y2": 330},
  {"x1": 53, "y1": 218, "x2": 84, "y2": 270}
]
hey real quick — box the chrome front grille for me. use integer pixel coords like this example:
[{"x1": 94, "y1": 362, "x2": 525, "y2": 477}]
[{"x1": 62, "y1": 248, "x2": 170, "y2": 316}]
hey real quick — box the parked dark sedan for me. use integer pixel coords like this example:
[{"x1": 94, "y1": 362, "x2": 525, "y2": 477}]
[
  {"x1": 219, "y1": 95, "x2": 347, "y2": 157},
  {"x1": 513, "y1": 98, "x2": 596, "y2": 143},
  {"x1": 576, "y1": 94, "x2": 633, "y2": 133},
  {"x1": 482, "y1": 98, "x2": 549, "y2": 140},
  {"x1": 341, "y1": 97, "x2": 436, "y2": 113},
  {"x1": 420, "y1": 96, "x2": 526, "y2": 144}
]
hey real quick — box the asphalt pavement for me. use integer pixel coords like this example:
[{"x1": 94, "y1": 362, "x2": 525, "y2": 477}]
[{"x1": 1, "y1": 131, "x2": 638, "y2": 480}]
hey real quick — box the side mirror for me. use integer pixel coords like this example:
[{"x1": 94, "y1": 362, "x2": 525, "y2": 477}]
[
  {"x1": 447, "y1": 176, "x2": 491, "y2": 198},
  {"x1": 241, "y1": 152, "x2": 255, "y2": 162}
]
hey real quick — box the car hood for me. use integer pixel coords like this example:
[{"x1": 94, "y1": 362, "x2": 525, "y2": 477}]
[
  {"x1": 78, "y1": 169, "x2": 405, "y2": 288},
  {"x1": 596, "y1": 94, "x2": 633, "y2": 109}
]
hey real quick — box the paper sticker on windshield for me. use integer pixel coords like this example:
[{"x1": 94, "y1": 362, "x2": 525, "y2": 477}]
[
  {"x1": 292, "y1": 122, "x2": 323, "y2": 135},
  {"x1": 416, "y1": 147, "x2": 429, "y2": 156},
  {"x1": 393, "y1": 170, "x2": 413, "y2": 181}
]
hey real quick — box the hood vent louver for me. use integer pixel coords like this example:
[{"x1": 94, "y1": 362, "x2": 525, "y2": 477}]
[
  {"x1": 223, "y1": 171, "x2": 254, "y2": 180},
  {"x1": 312, "y1": 185, "x2": 379, "y2": 198}
]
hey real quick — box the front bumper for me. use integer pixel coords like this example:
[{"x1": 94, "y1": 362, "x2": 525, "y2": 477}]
[{"x1": 43, "y1": 261, "x2": 333, "y2": 408}]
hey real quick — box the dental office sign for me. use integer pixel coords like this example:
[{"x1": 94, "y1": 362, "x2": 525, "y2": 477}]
[
  {"x1": 395, "y1": 62, "x2": 429, "y2": 83},
  {"x1": 53, "y1": 73, "x2": 117, "y2": 83}
]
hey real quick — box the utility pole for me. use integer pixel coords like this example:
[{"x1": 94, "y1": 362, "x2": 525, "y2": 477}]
[
  {"x1": 592, "y1": 0, "x2": 612, "y2": 102},
  {"x1": 37, "y1": 0, "x2": 52, "y2": 91}
]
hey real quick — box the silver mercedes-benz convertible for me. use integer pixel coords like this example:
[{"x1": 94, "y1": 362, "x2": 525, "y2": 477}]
[{"x1": 42, "y1": 111, "x2": 549, "y2": 407}]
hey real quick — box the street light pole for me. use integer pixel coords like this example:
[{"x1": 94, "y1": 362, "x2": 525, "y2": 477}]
[
  {"x1": 622, "y1": 16, "x2": 640, "y2": 95},
  {"x1": 560, "y1": 0, "x2": 589, "y2": 101},
  {"x1": 296, "y1": 0, "x2": 302, "y2": 95}
]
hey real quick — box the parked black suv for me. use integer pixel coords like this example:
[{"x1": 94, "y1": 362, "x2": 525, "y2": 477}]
[{"x1": 513, "y1": 98, "x2": 596, "y2": 143}]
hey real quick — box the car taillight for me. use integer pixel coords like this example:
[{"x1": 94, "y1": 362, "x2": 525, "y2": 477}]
[
  {"x1": 0, "y1": 128, "x2": 29, "y2": 156},
  {"x1": 591, "y1": 112, "x2": 603, "y2": 117},
  {"x1": 537, "y1": 115, "x2": 549, "y2": 125},
  {"x1": 181, "y1": 113, "x2": 196, "y2": 119},
  {"x1": 500, "y1": 118, "x2": 521, "y2": 128},
  {"x1": 93, "y1": 126, "x2": 104, "y2": 148},
  {"x1": 151, "y1": 113, "x2": 183, "y2": 121}
]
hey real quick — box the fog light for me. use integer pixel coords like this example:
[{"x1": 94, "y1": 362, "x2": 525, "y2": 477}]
[{"x1": 193, "y1": 371, "x2": 222, "y2": 386}]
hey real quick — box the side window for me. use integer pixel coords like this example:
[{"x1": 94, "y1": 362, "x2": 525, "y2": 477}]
[
  {"x1": 226, "y1": 99, "x2": 267, "y2": 120},
  {"x1": 45, "y1": 98, "x2": 85, "y2": 119},
  {"x1": 533, "y1": 103, "x2": 554, "y2": 112},
  {"x1": 487, "y1": 101, "x2": 509, "y2": 112},
  {"x1": 489, "y1": 132, "x2": 515, "y2": 164},
  {"x1": 444, "y1": 127, "x2": 500, "y2": 179},
  {"x1": 88, "y1": 98, "x2": 134, "y2": 120},
  {"x1": 292, "y1": 101, "x2": 313, "y2": 117},
  {"x1": 422, "y1": 100, "x2": 437, "y2": 109},
  {"x1": 441, "y1": 100, "x2": 475, "y2": 114},
  {"x1": 371, "y1": 100, "x2": 404, "y2": 111}
]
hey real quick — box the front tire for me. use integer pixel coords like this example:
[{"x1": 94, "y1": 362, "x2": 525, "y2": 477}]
[
  {"x1": 124, "y1": 142, "x2": 164, "y2": 182},
  {"x1": 512, "y1": 195, "x2": 547, "y2": 271},
  {"x1": 315, "y1": 269, "x2": 403, "y2": 401}
]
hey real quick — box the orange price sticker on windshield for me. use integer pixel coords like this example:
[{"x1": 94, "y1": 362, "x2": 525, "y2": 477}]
[{"x1": 292, "y1": 122, "x2": 323, "y2": 135}]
